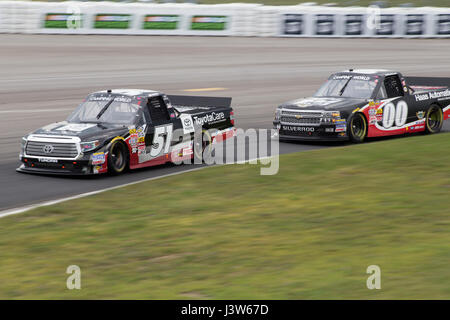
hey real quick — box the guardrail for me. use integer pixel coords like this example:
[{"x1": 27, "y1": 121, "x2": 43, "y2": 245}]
[{"x1": 0, "y1": 1, "x2": 449, "y2": 37}]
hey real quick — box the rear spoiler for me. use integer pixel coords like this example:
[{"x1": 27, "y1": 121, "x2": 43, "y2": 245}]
[
  {"x1": 167, "y1": 95, "x2": 232, "y2": 108},
  {"x1": 405, "y1": 76, "x2": 450, "y2": 90}
]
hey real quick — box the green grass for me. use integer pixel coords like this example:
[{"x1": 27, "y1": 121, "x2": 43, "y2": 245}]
[{"x1": 1, "y1": 133, "x2": 450, "y2": 299}]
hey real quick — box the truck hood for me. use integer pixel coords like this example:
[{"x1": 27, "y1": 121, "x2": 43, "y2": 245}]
[
  {"x1": 30, "y1": 121, "x2": 129, "y2": 142},
  {"x1": 280, "y1": 96, "x2": 367, "y2": 111}
]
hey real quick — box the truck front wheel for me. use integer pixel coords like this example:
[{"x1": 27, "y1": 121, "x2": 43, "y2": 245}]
[
  {"x1": 108, "y1": 140, "x2": 128, "y2": 175},
  {"x1": 348, "y1": 113, "x2": 367, "y2": 143}
]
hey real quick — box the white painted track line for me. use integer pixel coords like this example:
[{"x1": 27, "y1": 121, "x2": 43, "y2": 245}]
[{"x1": 0, "y1": 166, "x2": 206, "y2": 219}]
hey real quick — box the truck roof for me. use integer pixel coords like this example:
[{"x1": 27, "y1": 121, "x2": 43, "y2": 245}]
[
  {"x1": 92, "y1": 89, "x2": 161, "y2": 97},
  {"x1": 337, "y1": 69, "x2": 399, "y2": 76}
]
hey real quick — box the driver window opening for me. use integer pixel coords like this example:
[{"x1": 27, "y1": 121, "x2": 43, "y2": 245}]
[
  {"x1": 384, "y1": 75, "x2": 404, "y2": 98},
  {"x1": 147, "y1": 96, "x2": 171, "y2": 123}
]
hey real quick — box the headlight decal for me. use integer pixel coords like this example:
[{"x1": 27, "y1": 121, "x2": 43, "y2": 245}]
[{"x1": 80, "y1": 140, "x2": 101, "y2": 152}]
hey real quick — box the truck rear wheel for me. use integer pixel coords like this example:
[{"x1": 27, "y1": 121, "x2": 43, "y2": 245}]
[
  {"x1": 194, "y1": 129, "x2": 213, "y2": 163},
  {"x1": 425, "y1": 104, "x2": 443, "y2": 134}
]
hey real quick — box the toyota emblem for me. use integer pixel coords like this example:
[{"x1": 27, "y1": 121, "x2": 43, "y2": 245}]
[{"x1": 43, "y1": 144, "x2": 54, "y2": 154}]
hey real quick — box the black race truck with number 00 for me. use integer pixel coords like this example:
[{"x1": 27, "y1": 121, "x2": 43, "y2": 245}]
[
  {"x1": 18, "y1": 89, "x2": 235, "y2": 175},
  {"x1": 273, "y1": 69, "x2": 450, "y2": 142}
]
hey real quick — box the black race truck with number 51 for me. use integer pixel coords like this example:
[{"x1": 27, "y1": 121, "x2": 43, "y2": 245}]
[
  {"x1": 273, "y1": 69, "x2": 450, "y2": 142},
  {"x1": 18, "y1": 89, "x2": 235, "y2": 175}
]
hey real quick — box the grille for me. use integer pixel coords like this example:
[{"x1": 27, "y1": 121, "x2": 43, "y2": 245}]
[
  {"x1": 26, "y1": 141, "x2": 79, "y2": 158},
  {"x1": 280, "y1": 111, "x2": 323, "y2": 126}
]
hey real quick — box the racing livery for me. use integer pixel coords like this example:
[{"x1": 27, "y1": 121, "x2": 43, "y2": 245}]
[
  {"x1": 273, "y1": 69, "x2": 450, "y2": 142},
  {"x1": 18, "y1": 89, "x2": 235, "y2": 175}
]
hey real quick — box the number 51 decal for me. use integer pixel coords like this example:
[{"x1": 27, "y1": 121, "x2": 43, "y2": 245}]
[
  {"x1": 151, "y1": 124, "x2": 173, "y2": 157},
  {"x1": 382, "y1": 100, "x2": 408, "y2": 128}
]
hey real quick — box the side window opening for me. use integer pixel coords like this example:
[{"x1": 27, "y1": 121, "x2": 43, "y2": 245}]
[
  {"x1": 147, "y1": 96, "x2": 170, "y2": 123},
  {"x1": 377, "y1": 83, "x2": 387, "y2": 100},
  {"x1": 384, "y1": 75, "x2": 404, "y2": 98}
]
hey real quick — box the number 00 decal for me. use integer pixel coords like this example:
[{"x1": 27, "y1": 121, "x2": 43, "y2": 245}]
[{"x1": 382, "y1": 100, "x2": 408, "y2": 128}]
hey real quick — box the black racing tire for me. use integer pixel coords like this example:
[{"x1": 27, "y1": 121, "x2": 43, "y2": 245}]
[
  {"x1": 194, "y1": 129, "x2": 213, "y2": 163},
  {"x1": 348, "y1": 112, "x2": 367, "y2": 143},
  {"x1": 425, "y1": 104, "x2": 443, "y2": 134},
  {"x1": 107, "y1": 140, "x2": 129, "y2": 175}
]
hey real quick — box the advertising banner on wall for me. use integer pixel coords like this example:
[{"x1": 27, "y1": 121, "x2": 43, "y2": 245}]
[
  {"x1": 94, "y1": 14, "x2": 132, "y2": 29},
  {"x1": 142, "y1": 15, "x2": 180, "y2": 30},
  {"x1": 283, "y1": 14, "x2": 304, "y2": 35},
  {"x1": 44, "y1": 13, "x2": 83, "y2": 29},
  {"x1": 190, "y1": 16, "x2": 227, "y2": 30},
  {"x1": 315, "y1": 14, "x2": 334, "y2": 35},
  {"x1": 344, "y1": 14, "x2": 364, "y2": 35},
  {"x1": 405, "y1": 14, "x2": 424, "y2": 35},
  {"x1": 376, "y1": 14, "x2": 395, "y2": 35},
  {"x1": 437, "y1": 14, "x2": 450, "y2": 35}
]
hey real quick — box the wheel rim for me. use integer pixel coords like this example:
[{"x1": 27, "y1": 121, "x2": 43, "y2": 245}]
[
  {"x1": 351, "y1": 114, "x2": 366, "y2": 139},
  {"x1": 427, "y1": 107, "x2": 442, "y2": 132},
  {"x1": 111, "y1": 143, "x2": 125, "y2": 170}
]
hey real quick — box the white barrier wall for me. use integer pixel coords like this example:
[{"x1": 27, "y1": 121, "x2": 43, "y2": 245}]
[
  {"x1": 270, "y1": 5, "x2": 450, "y2": 38},
  {"x1": 0, "y1": 1, "x2": 449, "y2": 38}
]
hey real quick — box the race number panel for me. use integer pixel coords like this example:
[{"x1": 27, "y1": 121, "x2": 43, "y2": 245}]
[
  {"x1": 382, "y1": 100, "x2": 408, "y2": 128},
  {"x1": 151, "y1": 124, "x2": 173, "y2": 157}
]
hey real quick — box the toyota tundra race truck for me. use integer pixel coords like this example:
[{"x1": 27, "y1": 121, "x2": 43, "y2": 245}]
[
  {"x1": 18, "y1": 89, "x2": 235, "y2": 175},
  {"x1": 273, "y1": 69, "x2": 450, "y2": 143}
]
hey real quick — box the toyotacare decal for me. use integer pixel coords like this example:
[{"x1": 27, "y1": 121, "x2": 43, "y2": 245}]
[{"x1": 192, "y1": 112, "x2": 225, "y2": 126}]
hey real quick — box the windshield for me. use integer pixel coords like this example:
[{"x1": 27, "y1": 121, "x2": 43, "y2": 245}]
[
  {"x1": 67, "y1": 96, "x2": 142, "y2": 124},
  {"x1": 314, "y1": 77, "x2": 377, "y2": 99}
]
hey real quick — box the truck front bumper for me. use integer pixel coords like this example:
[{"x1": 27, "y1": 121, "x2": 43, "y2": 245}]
[
  {"x1": 273, "y1": 122, "x2": 349, "y2": 142},
  {"x1": 17, "y1": 156, "x2": 107, "y2": 176}
]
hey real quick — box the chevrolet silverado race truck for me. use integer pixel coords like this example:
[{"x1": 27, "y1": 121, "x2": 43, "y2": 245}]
[
  {"x1": 18, "y1": 89, "x2": 235, "y2": 175},
  {"x1": 273, "y1": 69, "x2": 450, "y2": 142}
]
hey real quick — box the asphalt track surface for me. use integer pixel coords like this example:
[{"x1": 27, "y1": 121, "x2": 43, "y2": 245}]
[{"x1": 1, "y1": 35, "x2": 450, "y2": 212}]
